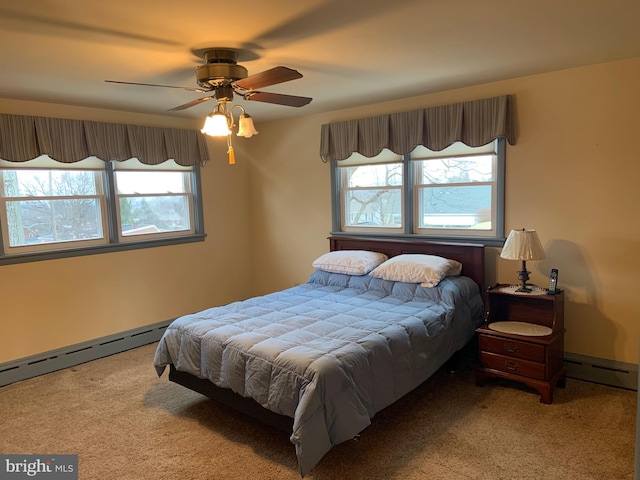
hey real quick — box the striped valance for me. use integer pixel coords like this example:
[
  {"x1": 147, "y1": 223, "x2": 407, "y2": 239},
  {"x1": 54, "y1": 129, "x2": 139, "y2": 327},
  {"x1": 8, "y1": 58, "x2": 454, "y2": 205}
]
[
  {"x1": 320, "y1": 95, "x2": 516, "y2": 161},
  {"x1": 0, "y1": 114, "x2": 209, "y2": 166}
]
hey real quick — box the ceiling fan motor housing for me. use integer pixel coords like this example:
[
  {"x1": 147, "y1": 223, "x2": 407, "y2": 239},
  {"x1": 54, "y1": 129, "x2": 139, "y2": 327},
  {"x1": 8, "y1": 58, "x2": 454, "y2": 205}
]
[{"x1": 196, "y1": 49, "x2": 248, "y2": 94}]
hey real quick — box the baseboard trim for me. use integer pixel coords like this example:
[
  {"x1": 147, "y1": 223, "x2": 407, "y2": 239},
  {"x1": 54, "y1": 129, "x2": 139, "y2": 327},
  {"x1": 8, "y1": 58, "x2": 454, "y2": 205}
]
[
  {"x1": 564, "y1": 353, "x2": 638, "y2": 391},
  {"x1": 0, "y1": 320, "x2": 173, "y2": 388}
]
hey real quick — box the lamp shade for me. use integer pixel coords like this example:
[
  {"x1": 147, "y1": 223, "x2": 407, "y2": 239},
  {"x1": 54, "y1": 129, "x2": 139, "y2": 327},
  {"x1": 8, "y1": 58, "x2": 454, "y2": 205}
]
[
  {"x1": 201, "y1": 112, "x2": 231, "y2": 136},
  {"x1": 237, "y1": 114, "x2": 258, "y2": 138},
  {"x1": 500, "y1": 229, "x2": 546, "y2": 261}
]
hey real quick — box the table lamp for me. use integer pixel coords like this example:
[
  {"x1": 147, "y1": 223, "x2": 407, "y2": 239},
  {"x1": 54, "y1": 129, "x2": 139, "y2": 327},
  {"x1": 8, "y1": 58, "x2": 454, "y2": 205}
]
[{"x1": 500, "y1": 228, "x2": 546, "y2": 292}]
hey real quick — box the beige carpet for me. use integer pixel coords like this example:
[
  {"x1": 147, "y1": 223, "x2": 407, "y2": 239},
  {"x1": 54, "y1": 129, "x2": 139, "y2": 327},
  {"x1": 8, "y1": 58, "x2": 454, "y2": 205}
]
[{"x1": 0, "y1": 343, "x2": 635, "y2": 480}]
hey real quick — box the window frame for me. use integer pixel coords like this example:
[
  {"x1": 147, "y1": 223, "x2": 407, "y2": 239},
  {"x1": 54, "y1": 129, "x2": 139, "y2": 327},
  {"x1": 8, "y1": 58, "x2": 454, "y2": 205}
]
[
  {"x1": 0, "y1": 168, "x2": 109, "y2": 254},
  {"x1": 331, "y1": 138, "x2": 506, "y2": 246},
  {"x1": 111, "y1": 162, "x2": 197, "y2": 243},
  {"x1": 0, "y1": 158, "x2": 205, "y2": 266},
  {"x1": 412, "y1": 152, "x2": 498, "y2": 237}
]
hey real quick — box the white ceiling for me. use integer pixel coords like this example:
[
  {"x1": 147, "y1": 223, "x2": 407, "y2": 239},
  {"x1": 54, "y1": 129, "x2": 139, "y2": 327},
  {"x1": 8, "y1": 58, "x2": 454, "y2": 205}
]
[{"x1": 1, "y1": 0, "x2": 639, "y2": 122}]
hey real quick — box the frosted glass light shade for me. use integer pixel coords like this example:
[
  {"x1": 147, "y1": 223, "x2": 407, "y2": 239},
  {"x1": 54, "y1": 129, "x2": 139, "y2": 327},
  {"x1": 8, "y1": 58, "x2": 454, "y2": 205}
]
[
  {"x1": 237, "y1": 114, "x2": 258, "y2": 138},
  {"x1": 500, "y1": 229, "x2": 546, "y2": 260},
  {"x1": 201, "y1": 112, "x2": 231, "y2": 136}
]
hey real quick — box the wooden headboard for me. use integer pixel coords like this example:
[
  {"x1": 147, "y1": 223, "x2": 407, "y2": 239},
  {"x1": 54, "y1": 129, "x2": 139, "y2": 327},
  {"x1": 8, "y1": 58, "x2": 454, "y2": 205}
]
[{"x1": 329, "y1": 236, "x2": 486, "y2": 293}]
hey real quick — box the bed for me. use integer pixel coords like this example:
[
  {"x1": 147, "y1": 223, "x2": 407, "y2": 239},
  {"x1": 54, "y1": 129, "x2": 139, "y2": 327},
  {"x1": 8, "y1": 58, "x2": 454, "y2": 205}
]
[{"x1": 154, "y1": 236, "x2": 485, "y2": 476}]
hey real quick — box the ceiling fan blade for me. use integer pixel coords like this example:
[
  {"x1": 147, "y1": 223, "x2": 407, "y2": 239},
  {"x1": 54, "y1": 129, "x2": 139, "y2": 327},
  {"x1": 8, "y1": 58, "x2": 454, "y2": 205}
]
[
  {"x1": 233, "y1": 66, "x2": 302, "y2": 91},
  {"x1": 168, "y1": 96, "x2": 215, "y2": 112},
  {"x1": 105, "y1": 80, "x2": 208, "y2": 93},
  {"x1": 243, "y1": 91, "x2": 312, "y2": 107}
]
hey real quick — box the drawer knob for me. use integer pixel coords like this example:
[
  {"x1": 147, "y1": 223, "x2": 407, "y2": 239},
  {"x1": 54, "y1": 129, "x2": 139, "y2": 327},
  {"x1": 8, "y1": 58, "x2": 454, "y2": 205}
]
[
  {"x1": 504, "y1": 342, "x2": 519, "y2": 353},
  {"x1": 505, "y1": 360, "x2": 519, "y2": 371}
]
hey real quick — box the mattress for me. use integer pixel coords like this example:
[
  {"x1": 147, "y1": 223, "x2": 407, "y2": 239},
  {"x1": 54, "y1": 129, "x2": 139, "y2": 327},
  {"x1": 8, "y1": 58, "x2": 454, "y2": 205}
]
[{"x1": 154, "y1": 270, "x2": 484, "y2": 476}]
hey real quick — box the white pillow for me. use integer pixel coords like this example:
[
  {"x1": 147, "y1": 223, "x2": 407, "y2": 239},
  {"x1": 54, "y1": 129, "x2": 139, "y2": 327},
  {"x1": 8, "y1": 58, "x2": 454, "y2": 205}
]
[
  {"x1": 312, "y1": 250, "x2": 388, "y2": 275},
  {"x1": 369, "y1": 254, "x2": 462, "y2": 287}
]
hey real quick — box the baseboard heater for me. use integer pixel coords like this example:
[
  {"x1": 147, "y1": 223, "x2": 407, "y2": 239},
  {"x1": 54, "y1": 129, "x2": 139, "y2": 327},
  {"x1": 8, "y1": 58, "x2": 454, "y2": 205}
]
[
  {"x1": 0, "y1": 326, "x2": 637, "y2": 391},
  {"x1": 564, "y1": 353, "x2": 638, "y2": 391},
  {"x1": 0, "y1": 320, "x2": 173, "y2": 388}
]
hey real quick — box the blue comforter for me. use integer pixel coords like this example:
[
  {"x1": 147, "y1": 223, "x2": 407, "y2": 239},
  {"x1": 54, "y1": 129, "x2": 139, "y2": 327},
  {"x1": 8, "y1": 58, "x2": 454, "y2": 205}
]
[{"x1": 154, "y1": 270, "x2": 484, "y2": 476}]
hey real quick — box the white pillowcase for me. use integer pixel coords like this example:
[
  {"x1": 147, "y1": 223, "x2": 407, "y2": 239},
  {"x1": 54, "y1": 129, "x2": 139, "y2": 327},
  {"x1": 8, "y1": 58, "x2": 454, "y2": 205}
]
[
  {"x1": 369, "y1": 254, "x2": 462, "y2": 287},
  {"x1": 312, "y1": 250, "x2": 388, "y2": 275}
]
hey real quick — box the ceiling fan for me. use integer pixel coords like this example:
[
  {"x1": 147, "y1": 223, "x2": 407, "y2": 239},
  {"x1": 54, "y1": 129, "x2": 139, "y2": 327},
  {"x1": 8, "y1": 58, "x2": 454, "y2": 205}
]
[{"x1": 105, "y1": 48, "x2": 312, "y2": 112}]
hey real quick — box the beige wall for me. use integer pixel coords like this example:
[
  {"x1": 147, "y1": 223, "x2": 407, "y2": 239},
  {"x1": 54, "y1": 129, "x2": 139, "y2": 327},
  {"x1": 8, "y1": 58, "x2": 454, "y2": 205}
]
[
  {"x1": 248, "y1": 57, "x2": 640, "y2": 364},
  {"x1": 0, "y1": 100, "x2": 253, "y2": 364}
]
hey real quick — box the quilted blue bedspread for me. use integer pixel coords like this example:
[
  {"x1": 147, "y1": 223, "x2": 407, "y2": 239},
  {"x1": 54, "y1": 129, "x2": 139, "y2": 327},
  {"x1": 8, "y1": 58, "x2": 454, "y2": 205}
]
[{"x1": 154, "y1": 270, "x2": 484, "y2": 476}]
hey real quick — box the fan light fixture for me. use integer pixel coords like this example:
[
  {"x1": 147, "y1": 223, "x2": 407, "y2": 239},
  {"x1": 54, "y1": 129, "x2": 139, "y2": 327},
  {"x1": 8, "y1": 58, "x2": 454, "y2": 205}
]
[
  {"x1": 500, "y1": 228, "x2": 546, "y2": 292},
  {"x1": 201, "y1": 102, "x2": 258, "y2": 164}
]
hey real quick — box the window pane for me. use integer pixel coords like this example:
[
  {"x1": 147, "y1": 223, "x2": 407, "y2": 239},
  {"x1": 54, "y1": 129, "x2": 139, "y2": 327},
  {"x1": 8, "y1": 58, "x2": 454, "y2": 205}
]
[
  {"x1": 3, "y1": 170, "x2": 98, "y2": 197},
  {"x1": 1, "y1": 169, "x2": 105, "y2": 248},
  {"x1": 344, "y1": 189, "x2": 402, "y2": 227},
  {"x1": 120, "y1": 196, "x2": 191, "y2": 236},
  {"x1": 418, "y1": 185, "x2": 492, "y2": 230},
  {"x1": 343, "y1": 164, "x2": 402, "y2": 187},
  {"x1": 115, "y1": 171, "x2": 188, "y2": 194},
  {"x1": 417, "y1": 156, "x2": 493, "y2": 184},
  {"x1": 5, "y1": 198, "x2": 103, "y2": 247}
]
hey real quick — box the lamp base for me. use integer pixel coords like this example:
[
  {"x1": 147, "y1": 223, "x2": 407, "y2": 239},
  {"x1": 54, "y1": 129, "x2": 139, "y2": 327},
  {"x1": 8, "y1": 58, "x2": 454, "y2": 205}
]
[{"x1": 516, "y1": 260, "x2": 532, "y2": 292}]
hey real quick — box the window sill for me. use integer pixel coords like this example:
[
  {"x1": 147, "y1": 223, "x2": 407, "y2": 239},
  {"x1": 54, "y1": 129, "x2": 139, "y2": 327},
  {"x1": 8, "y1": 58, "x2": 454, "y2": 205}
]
[{"x1": 0, "y1": 234, "x2": 207, "y2": 266}]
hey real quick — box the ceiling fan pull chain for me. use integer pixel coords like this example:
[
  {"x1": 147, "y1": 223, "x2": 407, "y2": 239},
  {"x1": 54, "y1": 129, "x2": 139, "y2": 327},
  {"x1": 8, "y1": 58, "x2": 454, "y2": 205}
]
[{"x1": 227, "y1": 135, "x2": 235, "y2": 165}]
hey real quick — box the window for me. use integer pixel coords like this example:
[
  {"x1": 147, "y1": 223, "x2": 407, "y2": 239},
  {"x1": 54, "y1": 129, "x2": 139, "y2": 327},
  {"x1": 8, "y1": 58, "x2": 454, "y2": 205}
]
[
  {"x1": 412, "y1": 146, "x2": 497, "y2": 236},
  {"x1": 341, "y1": 154, "x2": 404, "y2": 234},
  {"x1": 332, "y1": 139, "x2": 505, "y2": 245},
  {"x1": 113, "y1": 160, "x2": 195, "y2": 242},
  {"x1": 0, "y1": 156, "x2": 204, "y2": 263}
]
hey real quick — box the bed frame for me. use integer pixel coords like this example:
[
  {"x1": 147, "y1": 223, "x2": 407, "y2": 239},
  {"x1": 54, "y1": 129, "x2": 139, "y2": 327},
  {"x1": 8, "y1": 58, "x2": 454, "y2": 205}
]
[{"x1": 168, "y1": 236, "x2": 486, "y2": 433}]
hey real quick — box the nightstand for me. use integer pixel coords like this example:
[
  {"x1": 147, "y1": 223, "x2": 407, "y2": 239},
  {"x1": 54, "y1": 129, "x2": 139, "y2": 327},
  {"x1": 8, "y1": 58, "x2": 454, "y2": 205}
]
[{"x1": 476, "y1": 284, "x2": 566, "y2": 404}]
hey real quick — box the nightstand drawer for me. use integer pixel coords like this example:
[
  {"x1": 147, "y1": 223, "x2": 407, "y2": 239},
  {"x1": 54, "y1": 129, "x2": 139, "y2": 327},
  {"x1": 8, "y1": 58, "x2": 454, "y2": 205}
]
[
  {"x1": 480, "y1": 352, "x2": 546, "y2": 380},
  {"x1": 479, "y1": 335, "x2": 545, "y2": 363}
]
